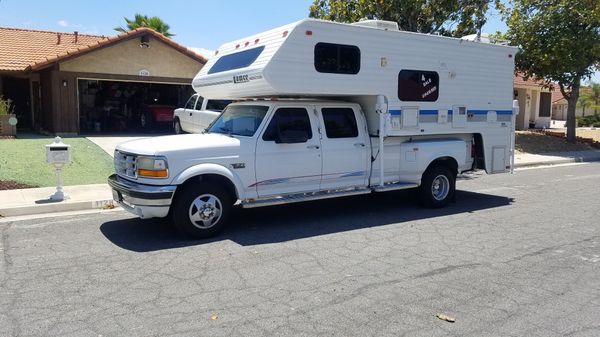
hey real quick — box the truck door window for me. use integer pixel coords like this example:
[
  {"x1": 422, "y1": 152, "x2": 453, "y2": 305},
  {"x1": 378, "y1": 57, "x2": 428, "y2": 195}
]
[
  {"x1": 263, "y1": 108, "x2": 312, "y2": 142},
  {"x1": 185, "y1": 95, "x2": 197, "y2": 109},
  {"x1": 322, "y1": 108, "x2": 359, "y2": 138},
  {"x1": 194, "y1": 96, "x2": 204, "y2": 110}
]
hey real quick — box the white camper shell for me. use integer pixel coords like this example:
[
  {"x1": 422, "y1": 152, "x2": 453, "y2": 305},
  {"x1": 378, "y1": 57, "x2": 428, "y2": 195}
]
[{"x1": 193, "y1": 18, "x2": 519, "y2": 175}]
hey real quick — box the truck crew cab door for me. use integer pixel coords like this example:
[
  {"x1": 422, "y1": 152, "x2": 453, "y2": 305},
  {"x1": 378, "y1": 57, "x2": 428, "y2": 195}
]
[
  {"x1": 255, "y1": 106, "x2": 322, "y2": 197},
  {"x1": 316, "y1": 105, "x2": 369, "y2": 190}
]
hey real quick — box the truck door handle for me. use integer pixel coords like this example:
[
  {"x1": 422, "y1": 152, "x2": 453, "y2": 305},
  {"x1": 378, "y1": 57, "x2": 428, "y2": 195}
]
[
  {"x1": 307, "y1": 145, "x2": 320, "y2": 149},
  {"x1": 354, "y1": 143, "x2": 365, "y2": 147},
  {"x1": 189, "y1": 112, "x2": 193, "y2": 116}
]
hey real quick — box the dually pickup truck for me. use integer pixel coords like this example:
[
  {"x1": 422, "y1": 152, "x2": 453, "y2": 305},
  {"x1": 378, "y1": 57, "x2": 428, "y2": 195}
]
[{"x1": 109, "y1": 100, "x2": 474, "y2": 238}]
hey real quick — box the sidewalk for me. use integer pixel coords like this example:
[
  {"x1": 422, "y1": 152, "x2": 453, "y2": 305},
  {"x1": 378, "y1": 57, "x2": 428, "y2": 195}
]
[{"x1": 2, "y1": 150, "x2": 600, "y2": 219}]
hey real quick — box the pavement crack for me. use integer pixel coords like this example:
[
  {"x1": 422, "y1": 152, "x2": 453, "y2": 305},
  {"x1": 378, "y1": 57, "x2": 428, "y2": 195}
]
[
  {"x1": 414, "y1": 262, "x2": 482, "y2": 278},
  {"x1": 1, "y1": 221, "x2": 13, "y2": 268},
  {"x1": 507, "y1": 235, "x2": 600, "y2": 263}
]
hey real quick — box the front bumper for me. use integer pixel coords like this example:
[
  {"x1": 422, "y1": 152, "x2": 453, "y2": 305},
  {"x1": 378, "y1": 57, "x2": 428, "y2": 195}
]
[{"x1": 107, "y1": 174, "x2": 177, "y2": 219}]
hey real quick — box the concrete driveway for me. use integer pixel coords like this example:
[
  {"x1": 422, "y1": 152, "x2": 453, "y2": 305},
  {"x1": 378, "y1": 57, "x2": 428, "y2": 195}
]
[{"x1": 86, "y1": 134, "x2": 153, "y2": 157}]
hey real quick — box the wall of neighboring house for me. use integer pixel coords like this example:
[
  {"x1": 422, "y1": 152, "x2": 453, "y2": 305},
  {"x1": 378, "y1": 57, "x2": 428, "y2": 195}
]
[
  {"x1": 514, "y1": 85, "x2": 552, "y2": 129},
  {"x1": 553, "y1": 101, "x2": 599, "y2": 120}
]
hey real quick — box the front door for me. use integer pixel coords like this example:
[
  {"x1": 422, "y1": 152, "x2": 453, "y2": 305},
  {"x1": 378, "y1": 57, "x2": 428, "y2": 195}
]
[
  {"x1": 254, "y1": 106, "x2": 322, "y2": 197},
  {"x1": 317, "y1": 106, "x2": 369, "y2": 190}
]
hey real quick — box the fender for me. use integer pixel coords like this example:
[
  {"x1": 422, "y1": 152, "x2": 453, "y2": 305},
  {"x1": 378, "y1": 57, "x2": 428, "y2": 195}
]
[
  {"x1": 420, "y1": 140, "x2": 466, "y2": 172},
  {"x1": 171, "y1": 163, "x2": 246, "y2": 200}
]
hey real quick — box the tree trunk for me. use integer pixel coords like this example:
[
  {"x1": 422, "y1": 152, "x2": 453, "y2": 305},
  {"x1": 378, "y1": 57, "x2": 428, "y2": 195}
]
[{"x1": 566, "y1": 80, "x2": 581, "y2": 143}]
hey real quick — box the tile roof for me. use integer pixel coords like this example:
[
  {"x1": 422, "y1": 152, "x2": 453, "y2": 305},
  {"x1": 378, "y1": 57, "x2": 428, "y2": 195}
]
[
  {"x1": 0, "y1": 27, "x2": 206, "y2": 72},
  {"x1": 514, "y1": 72, "x2": 548, "y2": 87}
]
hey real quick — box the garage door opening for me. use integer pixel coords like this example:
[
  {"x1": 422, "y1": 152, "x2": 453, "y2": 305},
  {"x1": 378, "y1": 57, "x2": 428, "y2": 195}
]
[{"x1": 78, "y1": 79, "x2": 193, "y2": 133}]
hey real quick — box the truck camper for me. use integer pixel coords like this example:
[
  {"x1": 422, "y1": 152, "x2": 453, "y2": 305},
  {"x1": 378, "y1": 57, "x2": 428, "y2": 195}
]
[{"x1": 108, "y1": 19, "x2": 519, "y2": 238}]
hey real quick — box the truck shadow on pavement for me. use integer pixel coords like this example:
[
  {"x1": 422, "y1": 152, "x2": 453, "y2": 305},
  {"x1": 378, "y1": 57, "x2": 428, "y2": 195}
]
[{"x1": 100, "y1": 189, "x2": 514, "y2": 252}]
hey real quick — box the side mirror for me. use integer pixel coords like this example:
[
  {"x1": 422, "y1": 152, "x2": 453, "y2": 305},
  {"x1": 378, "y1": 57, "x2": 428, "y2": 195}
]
[{"x1": 275, "y1": 129, "x2": 309, "y2": 144}]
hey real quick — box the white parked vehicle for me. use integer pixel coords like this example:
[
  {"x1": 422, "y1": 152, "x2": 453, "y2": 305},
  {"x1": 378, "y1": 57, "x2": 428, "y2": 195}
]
[
  {"x1": 109, "y1": 19, "x2": 519, "y2": 238},
  {"x1": 173, "y1": 94, "x2": 231, "y2": 134}
]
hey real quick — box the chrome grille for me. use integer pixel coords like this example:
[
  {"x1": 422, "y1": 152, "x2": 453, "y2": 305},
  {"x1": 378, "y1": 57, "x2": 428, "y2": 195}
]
[{"x1": 114, "y1": 150, "x2": 137, "y2": 179}]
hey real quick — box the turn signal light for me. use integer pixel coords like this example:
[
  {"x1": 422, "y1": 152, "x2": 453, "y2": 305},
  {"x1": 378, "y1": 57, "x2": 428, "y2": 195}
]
[{"x1": 138, "y1": 169, "x2": 168, "y2": 178}]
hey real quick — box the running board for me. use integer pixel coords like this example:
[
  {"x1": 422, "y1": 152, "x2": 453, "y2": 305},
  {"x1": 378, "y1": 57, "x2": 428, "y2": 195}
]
[
  {"x1": 371, "y1": 182, "x2": 419, "y2": 192},
  {"x1": 242, "y1": 188, "x2": 371, "y2": 208}
]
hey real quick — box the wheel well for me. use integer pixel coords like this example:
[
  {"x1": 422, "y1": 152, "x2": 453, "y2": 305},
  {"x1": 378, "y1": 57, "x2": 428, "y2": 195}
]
[
  {"x1": 426, "y1": 157, "x2": 458, "y2": 176},
  {"x1": 175, "y1": 174, "x2": 238, "y2": 201},
  {"x1": 473, "y1": 133, "x2": 485, "y2": 170}
]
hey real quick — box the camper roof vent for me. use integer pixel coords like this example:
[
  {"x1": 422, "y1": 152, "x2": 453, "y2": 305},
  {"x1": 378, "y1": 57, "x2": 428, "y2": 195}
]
[{"x1": 351, "y1": 20, "x2": 399, "y2": 31}]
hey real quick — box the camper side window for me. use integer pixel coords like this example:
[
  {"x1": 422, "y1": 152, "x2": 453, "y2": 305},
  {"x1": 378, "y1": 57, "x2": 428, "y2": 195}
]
[
  {"x1": 398, "y1": 70, "x2": 439, "y2": 102},
  {"x1": 314, "y1": 43, "x2": 360, "y2": 75}
]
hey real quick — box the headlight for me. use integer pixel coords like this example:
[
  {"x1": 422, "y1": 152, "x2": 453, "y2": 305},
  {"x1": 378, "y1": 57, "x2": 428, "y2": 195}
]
[{"x1": 136, "y1": 156, "x2": 169, "y2": 178}]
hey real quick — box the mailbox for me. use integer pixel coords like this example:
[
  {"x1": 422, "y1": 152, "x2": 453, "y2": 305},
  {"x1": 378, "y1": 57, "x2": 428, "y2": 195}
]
[{"x1": 46, "y1": 136, "x2": 71, "y2": 167}]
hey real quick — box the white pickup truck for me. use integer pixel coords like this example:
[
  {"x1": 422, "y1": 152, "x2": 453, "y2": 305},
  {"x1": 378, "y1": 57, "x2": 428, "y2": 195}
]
[
  {"x1": 109, "y1": 99, "x2": 475, "y2": 238},
  {"x1": 173, "y1": 94, "x2": 231, "y2": 134},
  {"x1": 108, "y1": 19, "x2": 517, "y2": 238}
]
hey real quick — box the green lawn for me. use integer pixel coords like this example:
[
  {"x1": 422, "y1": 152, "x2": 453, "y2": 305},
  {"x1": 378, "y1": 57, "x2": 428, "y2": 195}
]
[{"x1": 0, "y1": 137, "x2": 114, "y2": 187}]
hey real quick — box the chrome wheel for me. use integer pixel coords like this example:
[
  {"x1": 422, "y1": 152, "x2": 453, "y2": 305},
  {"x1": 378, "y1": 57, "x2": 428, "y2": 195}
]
[
  {"x1": 188, "y1": 194, "x2": 223, "y2": 229},
  {"x1": 431, "y1": 174, "x2": 450, "y2": 201}
]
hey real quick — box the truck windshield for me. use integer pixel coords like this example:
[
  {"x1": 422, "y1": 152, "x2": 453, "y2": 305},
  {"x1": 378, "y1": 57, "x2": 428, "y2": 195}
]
[{"x1": 207, "y1": 105, "x2": 269, "y2": 137}]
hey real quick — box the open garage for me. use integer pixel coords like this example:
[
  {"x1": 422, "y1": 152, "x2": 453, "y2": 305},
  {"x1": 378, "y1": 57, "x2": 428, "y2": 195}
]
[{"x1": 78, "y1": 79, "x2": 192, "y2": 133}]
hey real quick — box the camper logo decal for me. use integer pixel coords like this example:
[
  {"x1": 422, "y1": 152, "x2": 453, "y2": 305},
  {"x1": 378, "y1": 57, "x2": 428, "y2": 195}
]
[{"x1": 233, "y1": 74, "x2": 249, "y2": 83}]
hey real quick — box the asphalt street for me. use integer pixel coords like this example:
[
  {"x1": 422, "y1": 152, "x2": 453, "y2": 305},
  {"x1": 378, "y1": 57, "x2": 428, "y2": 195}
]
[{"x1": 1, "y1": 163, "x2": 600, "y2": 337}]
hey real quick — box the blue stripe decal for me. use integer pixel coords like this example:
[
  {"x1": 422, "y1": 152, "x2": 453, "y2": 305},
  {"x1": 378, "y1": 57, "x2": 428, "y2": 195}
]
[{"x1": 388, "y1": 109, "x2": 513, "y2": 116}]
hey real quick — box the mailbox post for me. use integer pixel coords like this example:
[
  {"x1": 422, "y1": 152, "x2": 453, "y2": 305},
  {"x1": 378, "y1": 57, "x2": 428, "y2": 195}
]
[{"x1": 46, "y1": 136, "x2": 71, "y2": 201}]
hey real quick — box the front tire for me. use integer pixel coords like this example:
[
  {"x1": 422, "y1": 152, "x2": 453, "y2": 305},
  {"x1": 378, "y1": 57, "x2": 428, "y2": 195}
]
[
  {"x1": 173, "y1": 118, "x2": 184, "y2": 134},
  {"x1": 419, "y1": 165, "x2": 456, "y2": 208},
  {"x1": 172, "y1": 182, "x2": 233, "y2": 238}
]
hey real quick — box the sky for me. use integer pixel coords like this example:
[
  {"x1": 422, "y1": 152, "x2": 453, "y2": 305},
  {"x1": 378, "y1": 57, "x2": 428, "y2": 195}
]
[{"x1": 0, "y1": 0, "x2": 596, "y2": 82}]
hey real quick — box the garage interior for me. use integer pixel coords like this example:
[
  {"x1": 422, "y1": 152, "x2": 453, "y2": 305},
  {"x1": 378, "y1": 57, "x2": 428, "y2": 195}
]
[{"x1": 78, "y1": 79, "x2": 193, "y2": 133}]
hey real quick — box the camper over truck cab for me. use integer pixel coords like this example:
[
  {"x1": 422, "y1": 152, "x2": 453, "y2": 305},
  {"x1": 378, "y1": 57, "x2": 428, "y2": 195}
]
[{"x1": 108, "y1": 19, "x2": 519, "y2": 238}]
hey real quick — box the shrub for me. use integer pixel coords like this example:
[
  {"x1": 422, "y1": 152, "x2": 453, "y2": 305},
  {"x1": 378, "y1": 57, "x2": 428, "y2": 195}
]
[{"x1": 576, "y1": 114, "x2": 600, "y2": 127}]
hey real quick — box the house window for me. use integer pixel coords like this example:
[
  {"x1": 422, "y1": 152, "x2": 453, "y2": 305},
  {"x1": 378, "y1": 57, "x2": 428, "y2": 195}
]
[
  {"x1": 314, "y1": 43, "x2": 360, "y2": 74},
  {"x1": 398, "y1": 70, "x2": 439, "y2": 102},
  {"x1": 208, "y1": 46, "x2": 265, "y2": 74},
  {"x1": 321, "y1": 108, "x2": 359, "y2": 138}
]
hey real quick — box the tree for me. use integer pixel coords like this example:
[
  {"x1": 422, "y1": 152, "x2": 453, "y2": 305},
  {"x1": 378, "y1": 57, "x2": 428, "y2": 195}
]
[
  {"x1": 309, "y1": 0, "x2": 501, "y2": 37},
  {"x1": 115, "y1": 14, "x2": 174, "y2": 38},
  {"x1": 503, "y1": 0, "x2": 600, "y2": 142},
  {"x1": 577, "y1": 91, "x2": 592, "y2": 117},
  {"x1": 581, "y1": 83, "x2": 600, "y2": 115}
]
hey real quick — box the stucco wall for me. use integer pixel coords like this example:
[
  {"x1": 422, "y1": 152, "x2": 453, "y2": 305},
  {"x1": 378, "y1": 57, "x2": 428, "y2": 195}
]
[{"x1": 59, "y1": 36, "x2": 203, "y2": 79}]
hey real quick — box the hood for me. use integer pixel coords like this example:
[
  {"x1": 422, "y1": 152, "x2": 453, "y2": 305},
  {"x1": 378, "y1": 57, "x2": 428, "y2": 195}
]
[{"x1": 116, "y1": 133, "x2": 241, "y2": 156}]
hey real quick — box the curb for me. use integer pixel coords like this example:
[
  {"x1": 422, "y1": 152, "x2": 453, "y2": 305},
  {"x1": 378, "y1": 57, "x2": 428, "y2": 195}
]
[
  {"x1": 514, "y1": 156, "x2": 600, "y2": 168},
  {"x1": 0, "y1": 199, "x2": 116, "y2": 218}
]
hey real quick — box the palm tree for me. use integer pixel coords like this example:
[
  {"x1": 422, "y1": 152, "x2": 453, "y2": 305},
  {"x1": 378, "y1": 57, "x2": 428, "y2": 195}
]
[
  {"x1": 114, "y1": 14, "x2": 174, "y2": 37},
  {"x1": 577, "y1": 92, "x2": 592, "y2": 117},
  {"x1": 585, "y1": 83, "x2": 600, "y2": 116}
]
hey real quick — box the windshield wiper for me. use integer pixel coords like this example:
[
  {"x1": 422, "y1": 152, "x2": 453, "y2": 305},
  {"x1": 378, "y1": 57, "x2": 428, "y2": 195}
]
[{"x1": 219, "y1": 127, "x2": 233, "y2": 136}]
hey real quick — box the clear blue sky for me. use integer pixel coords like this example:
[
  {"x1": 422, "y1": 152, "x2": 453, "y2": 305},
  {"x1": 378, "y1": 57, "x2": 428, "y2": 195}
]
[{"x1": 0, "y1": 0, "x2": 596, "y2": 82}]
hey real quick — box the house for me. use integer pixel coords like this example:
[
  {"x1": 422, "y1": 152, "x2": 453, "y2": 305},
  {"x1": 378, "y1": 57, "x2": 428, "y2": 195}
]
[
  {"x1": 552, "y1": 87, "x2": 597, "y2": 120},
  {"x1": 0, "y1": 27, "x2": 206, "y2": 134},
  {"x1": 513, "y1": 73, "x2": 552, "y2": 129}
]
